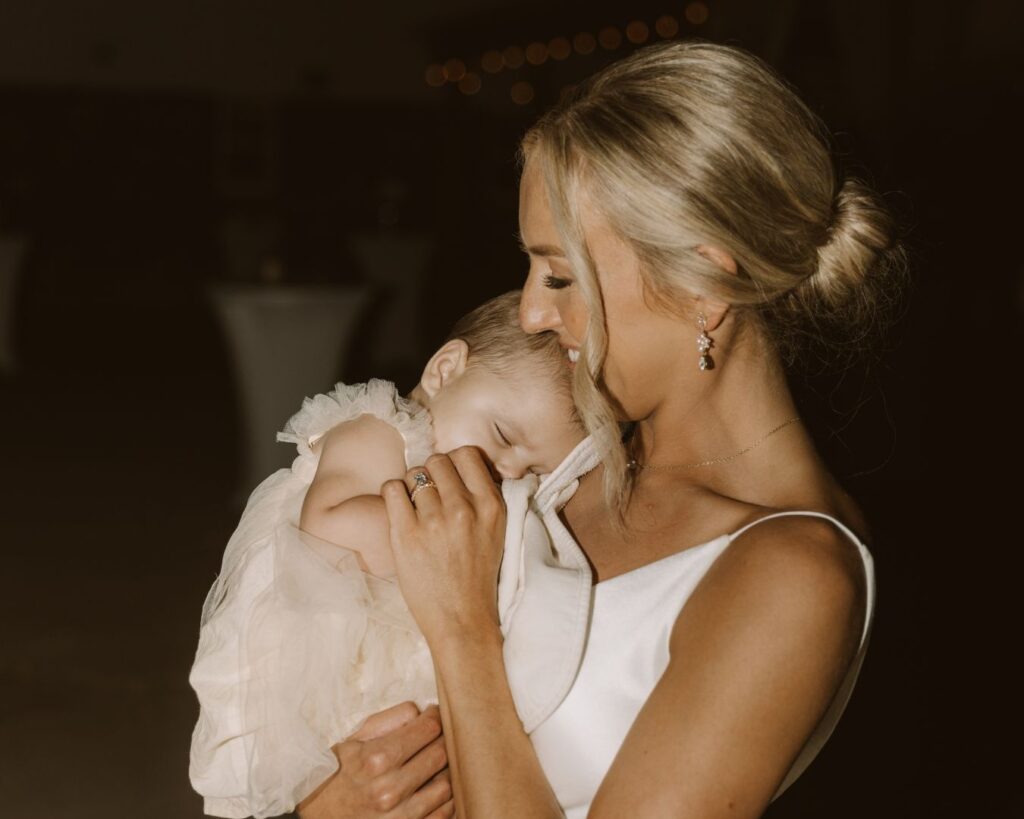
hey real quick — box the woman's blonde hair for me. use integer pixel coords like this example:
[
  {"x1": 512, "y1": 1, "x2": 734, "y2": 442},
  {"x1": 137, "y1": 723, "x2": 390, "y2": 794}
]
[{"x1": 521, "y1": 40, "x2": 906, "y2": 516}]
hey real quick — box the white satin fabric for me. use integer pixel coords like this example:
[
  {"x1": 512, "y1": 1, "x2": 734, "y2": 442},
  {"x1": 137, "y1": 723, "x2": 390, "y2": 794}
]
[{"x1": 502, "y1": 437, "x2": 876, "y2": 818}]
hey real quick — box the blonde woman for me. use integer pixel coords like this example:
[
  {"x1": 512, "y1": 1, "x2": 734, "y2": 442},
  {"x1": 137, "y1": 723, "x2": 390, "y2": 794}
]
[{"x1": 301, "y1": 40, "x2": 903, "y2": 819}]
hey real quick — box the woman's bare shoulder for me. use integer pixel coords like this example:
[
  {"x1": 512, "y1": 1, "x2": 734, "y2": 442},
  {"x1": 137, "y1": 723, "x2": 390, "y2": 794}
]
[
  {"x1": 593, "y1": 511, "x2": 870, "y2": 818},
  {"x1": 677, "y1": 510, "x2": 868, "y2": 657}
]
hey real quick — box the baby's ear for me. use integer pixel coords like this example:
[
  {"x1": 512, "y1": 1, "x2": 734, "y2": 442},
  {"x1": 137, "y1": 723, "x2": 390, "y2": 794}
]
[{"x1": 418, "y1": 339, "x2": 469, "y2": 398}]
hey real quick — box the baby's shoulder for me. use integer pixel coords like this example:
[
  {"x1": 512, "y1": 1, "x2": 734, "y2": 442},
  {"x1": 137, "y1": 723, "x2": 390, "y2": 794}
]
[{"x1": 316, "y1": 412, "x2": 408, "y2": 477}]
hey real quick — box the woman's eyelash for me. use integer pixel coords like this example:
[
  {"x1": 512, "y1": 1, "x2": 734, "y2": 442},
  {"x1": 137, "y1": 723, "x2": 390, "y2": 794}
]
[{"x1": 543, "y1": 274, "x2": 572, "y2": 290}]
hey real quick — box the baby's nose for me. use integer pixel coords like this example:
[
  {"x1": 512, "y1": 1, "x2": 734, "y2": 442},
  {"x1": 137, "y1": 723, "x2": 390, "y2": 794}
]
[{"x1": 497, "y1": 461, "x2": 526, "y2": 480}]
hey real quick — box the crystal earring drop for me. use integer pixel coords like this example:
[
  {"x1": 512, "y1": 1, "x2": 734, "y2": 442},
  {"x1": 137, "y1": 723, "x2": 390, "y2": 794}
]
[{"x1": 697, "y1": 313, "x2": 715, "y2": 371}]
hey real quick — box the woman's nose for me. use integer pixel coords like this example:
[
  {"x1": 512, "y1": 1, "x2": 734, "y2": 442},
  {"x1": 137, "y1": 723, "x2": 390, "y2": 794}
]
[{"x1": 519, "y1": 274, "x2": 560, "y2": 334}]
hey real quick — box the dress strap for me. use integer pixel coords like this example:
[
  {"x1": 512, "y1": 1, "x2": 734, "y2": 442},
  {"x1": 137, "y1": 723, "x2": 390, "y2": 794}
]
[{"x1": 728, "y1": 510, "x2": 864, "y2": 548}]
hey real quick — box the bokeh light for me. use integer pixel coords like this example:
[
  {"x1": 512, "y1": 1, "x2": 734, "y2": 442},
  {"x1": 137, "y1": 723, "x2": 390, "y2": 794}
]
[
  {"x1": 424, "y1": 64, "x2": 445, "y2": 87},
  {"x1": 443, "y1": 58, "x2": 466, "y2": 82},
  {"x1": 510, "y1": 81, "x2": 535, "y2": 105},
  {"x1": 598, "y1": 26, "x2": 622, "y2": 50},
  {"x1": 625, "y1": 21, "x2": 650, "y2": 44},
  {"x1": 548, "y1": 36, "x2": 572, "y2": 60},
  {"x1": 655, "y1": 15, "x2": 680, "y2": 38},
  {"x1": 502, "y1": 45, "x2": 525, "y2": 69},
  {"x1": 458, "y1": 72, "x2": 482, "y2": 95},
  {"x1": 573, "y1": 32, "x2": 597, "y2": 55},
  {"x1": 685, "y1": 2, "x2": 710, "y2": 25},
  {"x1": 525, "y1": 42, "x2": 548, "y2": 65},
  {"x1": 481, "y1": 50, "x2": 503, "y2": 73}
]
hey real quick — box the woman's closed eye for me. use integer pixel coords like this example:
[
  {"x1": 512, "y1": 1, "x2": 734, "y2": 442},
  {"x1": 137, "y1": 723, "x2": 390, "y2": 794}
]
[{"x1": 543, "y1": 274, "x2": 572, "y2": 290}]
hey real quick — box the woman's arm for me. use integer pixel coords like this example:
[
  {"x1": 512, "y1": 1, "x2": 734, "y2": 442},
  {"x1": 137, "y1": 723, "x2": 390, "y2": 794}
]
[
  {"x1": 590, "y1": 515, "x2": 866, "y2": 818},
  {"x1": 385, "y1": 449, "x2": 865, "y2": 818},
  {"x1": 382, "y1": 449, "x2": 564, "y2": 818}
]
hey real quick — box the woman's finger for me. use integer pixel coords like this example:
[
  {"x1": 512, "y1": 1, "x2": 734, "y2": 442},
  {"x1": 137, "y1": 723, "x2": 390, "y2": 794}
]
[
  {"x1": 422, "y1": 799, "x2": 456, "y2": 819},
  {"x1": 404, "y1": 467, "x2": 442, "y2": 515},
  {"x1": 351, "y1": 701, "x2": 420, "y2": 742},
  {"x1": 419, "y1": 454, "x2": 466, "y2": 501},
  {"x1": 448, "y1": 445, "x2": 503, "y2": 499},
  {"x1": 388, "y1": 736, "x2": 450, "y2": 813},
  {"x1": 353, "y1": 706, "x2": 442, "y2": 777}
]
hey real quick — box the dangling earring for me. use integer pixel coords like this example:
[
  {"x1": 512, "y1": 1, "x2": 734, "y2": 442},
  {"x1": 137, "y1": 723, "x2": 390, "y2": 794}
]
[{"x1": 697, "y1": 313, "x2": 715, "y2": 371}]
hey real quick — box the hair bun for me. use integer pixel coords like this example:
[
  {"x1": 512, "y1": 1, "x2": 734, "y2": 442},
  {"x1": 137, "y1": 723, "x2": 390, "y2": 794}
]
[
  {"x1": 763, "y1": 177, "x2": 906, "y2": 364},
  {"x1": 807, "y1": 178, "x2": 896, "y2": 312}
]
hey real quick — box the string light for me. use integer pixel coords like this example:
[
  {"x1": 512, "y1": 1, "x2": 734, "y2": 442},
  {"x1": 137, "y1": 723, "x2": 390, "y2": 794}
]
[
  {"x1": 502, "y1": 45, "x2": 525, "y2": 69},
  {"x1": 424, "y1": 64, "x2": 445, "y2": 87},
  {"x1": 548, "y1": 36, "x2": 572, "y2": 60},
  {"x1": 655, "y1": 15, "x2": 680, "y2": 38},
  {"x1": 426, "y1": 9, "x2": 709, "y2": 101},
  {"x1": 443, "y1": 58, "x2": 466, "y2": 82},
  {"x1": 625, "y1": 21, "x2": 650, "y2": 44},
  {"x1": 598, "y1": 26, "x2": 622, "y2": 50},
  {"x1": 525, "y1": 42, "x2": 548, "y2": 65},
  {"x1": 685, "y1": 2, "x2": 710, "y2": 25},
  {"x1": 481, "y1": 50, "x2": 503, "y2": 73},
  {"x1": 510, "y1": 81, "x2": 535, "y2": 105},
  {"x1": 458, "y1": 72, "x2": 482, "y2": 95},
  {"x1": 572, "y1": 32, "x2": 597, "y2": 55}
]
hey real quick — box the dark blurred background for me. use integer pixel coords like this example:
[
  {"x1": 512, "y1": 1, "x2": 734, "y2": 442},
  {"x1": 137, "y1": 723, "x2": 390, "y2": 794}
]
[{"x1": 0, "y1": 1, "x2": 1020, "y2": 817}]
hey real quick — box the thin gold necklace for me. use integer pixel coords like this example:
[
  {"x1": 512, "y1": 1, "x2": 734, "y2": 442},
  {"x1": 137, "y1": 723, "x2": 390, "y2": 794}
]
[{"x1": 627, "y1": 417, "x2": 802, "y2": 471}]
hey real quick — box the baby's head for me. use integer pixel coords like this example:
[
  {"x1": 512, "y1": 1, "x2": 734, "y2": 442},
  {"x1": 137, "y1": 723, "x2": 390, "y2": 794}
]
[{"x1": 411, "y1": 291, "x2": 583, "y2": 479}]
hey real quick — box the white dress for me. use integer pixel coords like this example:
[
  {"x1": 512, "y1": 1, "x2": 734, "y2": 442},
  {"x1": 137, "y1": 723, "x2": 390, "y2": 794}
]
[
  {"x1": 188, "y1": 380, "x2": 581, "y2": 819},
  {"x1": 503, "y1": 436, "x2": 876, "y2": 818},
  {"x1": 189, "y1": 380, "x2": 438, "y2": 819}
]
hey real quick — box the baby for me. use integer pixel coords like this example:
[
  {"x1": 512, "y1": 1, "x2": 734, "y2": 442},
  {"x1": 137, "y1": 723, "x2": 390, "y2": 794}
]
[{"x1": 189, "y1": 291, "x2": 583, "y2": 818}]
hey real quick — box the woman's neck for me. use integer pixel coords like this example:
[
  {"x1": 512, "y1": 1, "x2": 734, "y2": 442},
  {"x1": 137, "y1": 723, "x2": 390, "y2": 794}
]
[{"x1": 631, "y1": 331, "x2": 801, "y2": 475}]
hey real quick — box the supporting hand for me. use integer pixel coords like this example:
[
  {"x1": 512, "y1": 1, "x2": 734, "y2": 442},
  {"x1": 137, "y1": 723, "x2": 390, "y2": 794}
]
[{"x1": 298, "y1": 702, "x2": 453, "y2": 819}]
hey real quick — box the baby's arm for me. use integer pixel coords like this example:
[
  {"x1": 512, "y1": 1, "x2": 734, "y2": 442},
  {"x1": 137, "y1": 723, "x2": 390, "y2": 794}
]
[{"x1": 300, "y1": 414, "x2": 409, "y2": 578}]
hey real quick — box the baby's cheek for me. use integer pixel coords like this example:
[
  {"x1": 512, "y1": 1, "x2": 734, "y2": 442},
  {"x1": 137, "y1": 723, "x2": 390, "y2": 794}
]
[{"x1": 433, "y1": 424, "x2": 488, "y2": 460}]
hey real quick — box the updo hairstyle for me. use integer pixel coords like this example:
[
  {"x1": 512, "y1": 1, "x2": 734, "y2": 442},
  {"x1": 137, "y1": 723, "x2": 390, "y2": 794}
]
[{"x1": 521, "y1": 40, "x2": 906, "y2": 510}]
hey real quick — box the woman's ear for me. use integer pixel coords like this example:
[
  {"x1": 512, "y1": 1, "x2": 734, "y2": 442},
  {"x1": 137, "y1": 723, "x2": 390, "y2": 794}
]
[
  {"x1": 695, "y1": 244, "x2": 737, "y2": 331},
  {"x1": 696, "y1": 244, "x2": 738, "y2": 275},
  {"x1": 418, "y1": 339, "x2": 469, "y2": 398}
]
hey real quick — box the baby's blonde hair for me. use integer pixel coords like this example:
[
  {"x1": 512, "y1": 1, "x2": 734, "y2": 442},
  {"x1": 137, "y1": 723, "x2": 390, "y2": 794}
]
[
  {"x1": 521, "y1": 40, "x2": 906, "y2": 515},
  {"x1": 446, "y1": 290, "x2": 575, "y2": 409}
]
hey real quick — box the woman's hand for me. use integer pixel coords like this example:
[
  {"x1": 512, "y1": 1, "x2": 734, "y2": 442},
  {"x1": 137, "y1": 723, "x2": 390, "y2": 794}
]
[
  {"x1": 298, "y1": 702, "x2": 453, "y2": 819},
  {"x1": 381, "y1": 447, "x2": 507, "y2": 647}
]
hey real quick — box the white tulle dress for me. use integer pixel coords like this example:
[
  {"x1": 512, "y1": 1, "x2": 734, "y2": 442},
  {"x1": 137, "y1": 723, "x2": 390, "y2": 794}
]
[{"x1": 189, "y1": 380, "x2": 438, "y2": 819}]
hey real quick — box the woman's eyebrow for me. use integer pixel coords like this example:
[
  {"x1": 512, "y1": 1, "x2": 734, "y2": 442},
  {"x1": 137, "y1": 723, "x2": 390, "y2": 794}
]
[{"x1": 516, "y1": 232, "x2": 566, "y2": 258}]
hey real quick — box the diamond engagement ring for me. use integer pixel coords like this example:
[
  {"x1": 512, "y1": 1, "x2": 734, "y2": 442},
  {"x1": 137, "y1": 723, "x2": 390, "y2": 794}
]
[{"x1": 409, "y1": 471, "x2": 437, "y2": 503}]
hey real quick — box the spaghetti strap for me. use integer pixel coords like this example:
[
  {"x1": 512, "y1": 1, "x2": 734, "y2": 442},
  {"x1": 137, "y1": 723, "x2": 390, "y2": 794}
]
[{"x1": 728, "y1": 510, "x2": 864, "y2": 548}]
